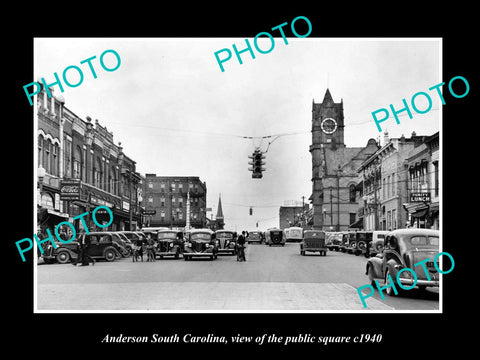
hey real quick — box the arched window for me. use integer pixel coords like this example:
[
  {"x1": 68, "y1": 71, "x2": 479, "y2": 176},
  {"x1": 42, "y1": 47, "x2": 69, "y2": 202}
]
[
  {"x1": 109, "y1": 166, "x2": 117, "y2": 194},
  {"x1": 38, "y1": 135, "x2": 44, "y2": 167},
  {"x1": 44, "y1": 139, "x2": 52, "y2": 173},
  {"x1": 73, "y1": 146, "x2": 83, "y2": 180},
  {"x1": 94, "y1": 157, "x2": 102, "y2": 188},
  {"x1": 349, "y1": 184, "x2": 356, "y2": 203}
]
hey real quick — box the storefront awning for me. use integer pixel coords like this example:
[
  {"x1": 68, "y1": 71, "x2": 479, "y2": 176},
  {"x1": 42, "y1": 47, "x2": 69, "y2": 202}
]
[
  {"x1": 349, "y1": 218, "x2": 363, "y2": 229},
  {"x1": 411, "y1": 208, "x2": 429, "y2": 218}
]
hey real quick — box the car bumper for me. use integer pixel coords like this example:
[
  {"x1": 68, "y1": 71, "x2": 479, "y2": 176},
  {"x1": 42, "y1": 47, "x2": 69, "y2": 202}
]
[
  {"x1": 302, "y1": 247, "x2": 327, "y2": 252},
  {"x1": 398, "y1": 278, "x2": 440, "y2": 287},
  {"x1": 156, "y1": 251, "x2": 178, "y2": 256},
  {"x1": 217, "y1": 248, "x2": 236, "y2": 254}
]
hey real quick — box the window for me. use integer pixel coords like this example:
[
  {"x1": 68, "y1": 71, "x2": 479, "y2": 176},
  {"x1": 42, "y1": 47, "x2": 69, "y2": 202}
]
[
  {"x1": 148, "y1": 182, "x2": 153, "y2": 189},
  {"x1": 433, "y1": 161, "x2": 439, "y2": 197},
  {"x1": 148, "y1": 197, "x2": 153, "y2": 203},
  {"x1": 44, "y1": 139, "x2": 51, "y2": 173},
  {"x1": 392, "y1": 173, "x2": 396, "y2": 196},
  {"x1": 171, "y1": 182, "x2": 176, "y2": 192},
  {"x1": 73, "y1": 146, "x2": 82, "y2": 179},
  {"x1": 52, "y1": 143, "x2": 58, "y2": 176},
  {"x1": 38, "y1": 135, "x2": 43, "y2": 167},
  {"x1": 392, "y1": 209, "x2": 397, "y2": 229},
  {"x1": 349, "y1": 213, "x2": 356, "y2": 225},
  {"x1": 179, "y1": 197, "x2": 183, "y2": 207},
  {"x1": 349, "y1": 184, "x2": 356, "y2": 203},
  {"x1": 179, "y1": 183, "x2": 183, "y2": 192},
  {"x1": 160, "y1": 197, "x2": 165, "y2": 207},
  {"x1": 160, "y1": 211, "x2": 165, "y2": 220},
  {"x1": 64, "y1": 136, "x2": 72, "y2": 178},
  {"x1": 160, "y1": 182, "x2": 165, "y2": 192}
]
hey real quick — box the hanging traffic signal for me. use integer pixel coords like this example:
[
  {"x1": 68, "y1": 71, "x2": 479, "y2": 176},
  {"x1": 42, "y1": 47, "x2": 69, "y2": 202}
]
[{"x1": 248, "y1": 149, "x2": 266, "y2": 179}]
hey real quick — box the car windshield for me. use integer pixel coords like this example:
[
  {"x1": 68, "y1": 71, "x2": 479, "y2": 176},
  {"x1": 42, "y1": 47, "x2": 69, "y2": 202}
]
[
  {"x1": 410, "y1": 236, "x2": 439, "y2": 246},
  {"x1": 217, "y1": 232, "x2": 233, "y2": 239},
  {"x1": 158, "y1": 232, "x2": 177, "y2": 239},
  {"x1": 191, "y1": 233, "x2": 212, "y2": 241},
  {"x1": 250, "y1": 233, "x2": 261, "y2": 238}
]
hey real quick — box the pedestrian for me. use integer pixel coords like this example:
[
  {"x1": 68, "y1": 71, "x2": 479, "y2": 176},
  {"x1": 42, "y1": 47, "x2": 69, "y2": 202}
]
[
  {"x1": 146, "y1": 234, "x2": 156, "y2": 262},
  {"x1": 81, "y1": 234, "x2": 95, "y2": 266},
  {"x1": 236, "y1": 232, "x2": 246, "y2": 261}
]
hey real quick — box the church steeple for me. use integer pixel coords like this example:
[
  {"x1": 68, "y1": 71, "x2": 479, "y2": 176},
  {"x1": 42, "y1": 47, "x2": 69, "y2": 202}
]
[
  {"x1": 322, "y1": 88, "x2": 334, "y2": 104},
  {"x1": 216, "y1": 194, "x2": 224, "y2": 220},
  {"x1": 215, "y1": 194, "x2": 224, "y2": 230}
]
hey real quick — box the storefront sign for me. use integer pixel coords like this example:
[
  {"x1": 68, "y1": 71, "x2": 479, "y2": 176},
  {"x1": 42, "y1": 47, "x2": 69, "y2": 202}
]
[
  {"x1": 410, "y1": 192, "x2": 431, "y2": 203},
  {"x1": 60, "y1": 180, "x2": 81, "y2": 200}
]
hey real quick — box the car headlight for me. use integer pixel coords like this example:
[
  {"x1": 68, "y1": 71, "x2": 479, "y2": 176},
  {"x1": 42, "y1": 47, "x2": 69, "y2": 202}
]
[
  {"x1": 169, "y1": 243, "x2": 174, "y2": 248},
  {"x1": 205, "y1": 244, "x2": 211, "y2": 248}
]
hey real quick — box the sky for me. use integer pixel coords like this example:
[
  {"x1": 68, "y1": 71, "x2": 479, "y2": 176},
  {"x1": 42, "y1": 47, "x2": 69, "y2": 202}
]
[{"x1": 34, "y1": 37, "x2": 441, "y2": 231}]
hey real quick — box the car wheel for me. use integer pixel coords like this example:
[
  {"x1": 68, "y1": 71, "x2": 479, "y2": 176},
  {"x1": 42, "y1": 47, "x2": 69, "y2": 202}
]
[
  {"x1": 300, "y1": 250, "x2": 305, "y2": 256},
  {"x1": 56, "y1": 251, "x2": 70, "y2": 264},
  {"x1": 385, "y1": 268, "x2": 399, "y2": 296},
  {"x1": 104, "y1": 248, "x2": 116, "y2": 262},
  {"x1": 184, "y1": 255, "x2": 189, "y2": 261},
  {"x1": 367, "y1": 265, "x2": 376, "y2": 286}
]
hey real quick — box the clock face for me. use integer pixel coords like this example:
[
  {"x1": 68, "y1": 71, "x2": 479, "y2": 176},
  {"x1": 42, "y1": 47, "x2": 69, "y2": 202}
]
[{"x1": 321, "y1": 118, "x2": 338, "y2": 134}]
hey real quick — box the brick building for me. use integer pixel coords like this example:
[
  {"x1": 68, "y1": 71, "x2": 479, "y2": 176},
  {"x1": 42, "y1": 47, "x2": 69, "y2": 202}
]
[
  {"x1": 37, "y1": 88, "x2": 142, "y2": 233},
  {"x1": 142, "y1": 174, "x2": 207, "y2": 229}
]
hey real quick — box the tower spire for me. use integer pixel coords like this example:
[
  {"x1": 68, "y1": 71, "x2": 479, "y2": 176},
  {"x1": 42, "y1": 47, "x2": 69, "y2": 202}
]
[{"x1": 216, "y1": 193, "x2": 224, "y2": 220}]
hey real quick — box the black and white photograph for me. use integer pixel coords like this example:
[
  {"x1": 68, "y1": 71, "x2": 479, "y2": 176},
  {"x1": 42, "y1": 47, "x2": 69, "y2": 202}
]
[
  {"x1": 8, "y1": 6, "x2": 472, "y2": 355},
  {"x1": 33, "y1": 37, "x2": 443, "y2": 313}
]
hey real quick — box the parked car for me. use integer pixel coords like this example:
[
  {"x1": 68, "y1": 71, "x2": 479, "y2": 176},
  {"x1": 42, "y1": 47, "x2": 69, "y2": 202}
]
[
  {"x1": 183, "y1": 229, "x2": 218, "y2": 260},
  {"x1": 265, "y1": 228, "x2": 286, "y2": 246},
  {"x1": 367, "y1": 231, "x2": 389, "y2": 257},
  {"x1": 156, "y1": 229, "x2": 183, "y2": 259},
  {"x1": 300, "y1": 230, "x2": 327, "y2": 256},
  {"x1": 339, "y1": 232, "x2": 354, "y2": 253},
  {"x1": 109, "y1": 232, "x2": 131, "y2": 257},
  {"x1": 354, "y1": 231, "x2": 373, "y2": 256},
  {"x1": 215, "y1": 230, "x2": 237, "y2": 255},
  {"x1": 365, "y1": 228, "x2": 440, "y2": 295},
  {"x1": 247, "y1": 231, "x2": 263, "y2": 244},
  {"x1": 113, "y1": 231, "x2": 134, "y2": 254},
  {"x1": 42, "y1": 232, "x2": 123, "y2": 264},
  {"x1": 284, "y1": 227, "x2": 303, "y2": 242},
  {"x1": 326, "y1": 232, "x2": 343, "y2": 251}
]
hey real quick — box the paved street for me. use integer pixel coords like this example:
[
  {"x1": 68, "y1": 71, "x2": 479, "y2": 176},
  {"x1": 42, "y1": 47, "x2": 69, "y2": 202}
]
[{"x1": 36, "y1": 242, "x2": 439, "y2": 312}]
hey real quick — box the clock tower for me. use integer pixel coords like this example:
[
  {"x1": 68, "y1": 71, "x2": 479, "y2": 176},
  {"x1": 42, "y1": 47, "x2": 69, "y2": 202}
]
[
  {"x1": 309, "y1": 89, "x2": 345, "y2": 229},
  {"x1": 312, "y1": 88, "x2": 345, "y2": 149}
]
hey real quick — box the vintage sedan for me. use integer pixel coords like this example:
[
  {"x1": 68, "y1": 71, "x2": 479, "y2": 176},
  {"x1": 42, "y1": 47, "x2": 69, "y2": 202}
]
[
  {"x1": 42, "y1": 232, "x2": 122, "y2": 264},
  {"x1": 354, "y1": 231, "x2": 373, "y2": 257},
  {"x1": 183, "y1": 229, "x2": 218, "y2": 260},
  {"x1": 284, "y1": 227, "x2": 303, "y2": 242},
  {"x1": 215, "y1": 230, "x2": 237, "y2": 255},
  {"x1": 265, "y1": 228, "x2": 286, "y2": 246},
  {"x1": 367, "y1": 231, "x2": 389, "y2": 257},
  {"x1": 300, "y1": 230, "x2": 327, "y2": 256},
  {"x1": 326, "y1": 232, "x2": 343, "y2": 251},
  {"x1": 156, "y1": 230, "x2": 183, "y2": 259},
  {"x1": 247, "y1": 231, "x2": 263, "y2": 244},
  {"x1": 365, "y1": 228, "x2": 440, "y2": 295}
]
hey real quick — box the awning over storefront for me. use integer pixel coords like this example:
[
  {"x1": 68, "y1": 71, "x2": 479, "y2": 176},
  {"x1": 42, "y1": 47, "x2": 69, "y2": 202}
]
[
  {"x1": 411, "y1": 208, "x2": 429, "y2": 218},
  {"x1": 349, "y1": 218, "x2": 363, "y2": 229}
]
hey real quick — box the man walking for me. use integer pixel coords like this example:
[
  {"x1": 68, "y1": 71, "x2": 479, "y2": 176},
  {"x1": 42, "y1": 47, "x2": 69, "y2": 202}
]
[{"x1": 236, "y1": 231, "x2": 246, "y2": 261}]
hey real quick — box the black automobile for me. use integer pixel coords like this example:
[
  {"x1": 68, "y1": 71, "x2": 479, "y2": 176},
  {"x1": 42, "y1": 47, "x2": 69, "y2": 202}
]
[
  {"x1": 42, "y1": 232, "x2": 122, "y2": 264},
  {"x1": 183, "y1": 229, "x2": 218, "y2": 260},
  {"x1": 247, "y1": 231, "x2": 263, "y2": 244},
  {"x1": 215, "y1": 230, "x2": 237, "y2": 255},
  {"x1": 156, "y1": 230, "x2": 183, "y2": 259}
]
